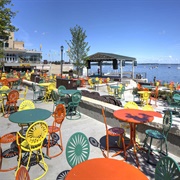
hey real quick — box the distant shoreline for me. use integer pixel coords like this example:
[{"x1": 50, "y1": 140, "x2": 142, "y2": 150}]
[{"x1": 138, "y1": 63, "x2": 180, "y2": 65}]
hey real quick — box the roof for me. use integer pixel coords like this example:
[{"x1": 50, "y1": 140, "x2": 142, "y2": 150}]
[{"x1": 87, "y1": 52, "x2": 136, "y2": 62}]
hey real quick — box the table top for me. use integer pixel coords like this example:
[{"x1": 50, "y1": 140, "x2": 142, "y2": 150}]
[
  {"x1": 113, "y1": 109, "x2": 162, "y2": 124},
  {"x1": 61, "y1": 89, "x2": 80, "y2": 95},
  {"x1": 142, "y1": 85, "x2": 155, "y2": 89},
  {"x1": 38, "y1": 83, "x2": 51, "y2": 87},
  {"x1": 65, "y1": 158, "x2": 148, "y2": 180},
  {"x1": 7, "y1": 78, "x2": 19, "y2": 82},
  {"x1": 9, "y1": 108, "x2": 51, "y2": 124},
  {"x1": 110, "y1": 85, "x2": 120, "y2": 89},
  {"x1": 173, "y1": 96, "x2": 180, "y2": 101}
]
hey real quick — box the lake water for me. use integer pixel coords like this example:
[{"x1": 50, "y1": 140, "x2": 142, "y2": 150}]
[{"x1": 90, "y1": 64, "x2": 180, "y2": 83}]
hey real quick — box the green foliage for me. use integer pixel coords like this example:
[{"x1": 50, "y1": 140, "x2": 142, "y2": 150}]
[
  {"x1": 66, "y1": 25, "x2": 90, "y2": 77},
  {"x1": 0, "y1": 0, "x2": 18, "y2": 58}
]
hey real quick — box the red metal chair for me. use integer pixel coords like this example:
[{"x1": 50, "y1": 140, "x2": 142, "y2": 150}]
[
  {"x1": 45, "y1": 104, "x2": 66, "y2": 158},
  {"x1": 6, "y1": 90, "x2": 19, "y2": 114},
  {"x1": 101, "y1": 107, "x2": 127, "y2": 159},
  {"x1": 149, "y1": 86, "x2": 159, "y2": 106}
]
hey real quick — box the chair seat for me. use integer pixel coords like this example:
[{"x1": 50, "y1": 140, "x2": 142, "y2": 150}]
[
  {"x1": 48, "y1": 126, "x2": 60, "y2": 133},
  {"x1": 0, "y1": 132, "x2": 16, "y2": 143},
  {"x1": 108, "y1": 127, "x2": 124, "y2": 136},
  {"x1": 145, "y1": 129, "x2": 165, "y2": 139}
]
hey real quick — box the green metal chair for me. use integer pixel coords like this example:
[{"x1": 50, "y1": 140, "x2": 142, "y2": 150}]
[
  {"x1": 143, "y1": 110, "x2": 172, "y2": 163},
  {"x1": 155, "y1": 156, "x2": 180, "y2": 180},
  {"x1": 51, "y1": 90, "x2": 65, "y2": 112},
  {"x1": 58, "y1": 85, "x2": 66, "y2": 100},
  {"x1": 56, "y1": 132, "x2": 90, "y2": 180},
  {"x1": 66, "y1": 91, "x2": 82, "y2": 120}
]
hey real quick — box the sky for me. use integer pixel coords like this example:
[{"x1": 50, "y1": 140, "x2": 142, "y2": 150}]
[{"x1": 10, "y1": 0, "x2": 180, "y2": 64}]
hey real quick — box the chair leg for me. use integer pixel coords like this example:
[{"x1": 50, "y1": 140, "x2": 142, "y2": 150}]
[{"x1": 147, "y1": 137, "x2": 153, "y2": 162}]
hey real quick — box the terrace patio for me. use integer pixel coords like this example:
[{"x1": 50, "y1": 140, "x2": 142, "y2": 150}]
[{"x1": 0, "y1": 82, "x2": 180, "y2": 179}]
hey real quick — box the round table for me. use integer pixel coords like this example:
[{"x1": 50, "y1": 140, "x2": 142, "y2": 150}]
[
  {"x1": 65, "y1": 158, "x2": 148, "y2": 180},
  {"x1": 113, "y1": 109, "x2": 162, "y2": 167},
  {"x1": 9, "y1": 108, "x2": 51, "y2": 124}
]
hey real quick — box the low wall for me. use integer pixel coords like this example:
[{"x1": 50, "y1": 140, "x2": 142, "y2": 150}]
[{"x1": 79, "y1": 96, "x2": 180, "y2": 157}]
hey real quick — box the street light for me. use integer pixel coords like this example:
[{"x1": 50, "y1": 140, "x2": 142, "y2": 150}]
[{"x1": 60, "y1": 46, "x2": 64, "y2": 78}]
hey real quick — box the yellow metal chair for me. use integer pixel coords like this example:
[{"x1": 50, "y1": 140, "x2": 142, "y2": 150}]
[
  {"x1": 19, "y1": 86, "x2": 28, "y2": 101},
  {"x1": 0, "y1": 94, "x2": 5, "y2": 114},
  {"x1": 107, "y1": 85, "x2": 114, "y2": 95},
  {"x1": 140, "y1": 91, "x2": 150, "y2": 106},
  {"x1": 44, "y1": 83, "x2": 56, "y2": 102},
  {"x1": 88, "y1": 78, "x2": 94, "y2": 89},
  {"x1": 16, "y1": 121, "x2": 48, "y2": 179}
]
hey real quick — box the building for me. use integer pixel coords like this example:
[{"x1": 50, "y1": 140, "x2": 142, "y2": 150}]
[{"x1": 0, "y1": 32, "x2": 42, "y2": 72}]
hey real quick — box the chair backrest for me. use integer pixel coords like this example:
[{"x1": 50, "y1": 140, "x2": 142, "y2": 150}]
[
  {"x1": 173, "y1": 93, "x2": 180, "y2": 103},
  {"x1": 26, "y1": 121, "x2": 48, "y2": 148},
  {"x1": 15, "y1": 166, "x2": 30, "y2": 180},
  {"x1": 32, "y1": 83, "x2": 36, "y2": 91},
  {"x1": 155, "y1": 156, "x2": 180, "y2": 180},
  {"x1": 2, "y1": 79, "x2": 9, "y2": 86},
  {"x1": 7, "y1": 90, "x2": 19, "y2": 102},
  {"x1": 18, "y1": 100, "x2": 35, "y2": 111},
  {"x1": 142, "y1": 91, "x2": 150, "y2": 102},
  {"x1": 124, "y1": 101, "x2": 139, "y2": 109},
  {"x1": 162, "y1": 110, "x2": 172, "y2": 137},
  {"x1": 51, "y1": 90, "x2": 59, "y2": 101},
  {"x1": 52, "y1": 104, "x2": 66, "y2": 125},
  {"x1": 58, "y1": 85, "x2": 66, "y2": 95},
  {"x1": 48, "y1": 83, "x2": 56, "y2": 91},
  {"x1": 72, "y1": 91, "x2": 82, "y2": 104},
  {"x1": 66, "y1": 132, "x2": 90, "y2": 168}
]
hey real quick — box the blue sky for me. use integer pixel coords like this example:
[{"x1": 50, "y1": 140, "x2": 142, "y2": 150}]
[{"x1": 11, "y1": 0, "x2": 180, "y2": 64}]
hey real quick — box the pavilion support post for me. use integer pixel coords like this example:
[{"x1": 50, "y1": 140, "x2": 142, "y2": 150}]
[
  {"x1": 132, "y1": 62, "x2": 135, "y2": 79},
  {"x1": 100, "y1": 61, "x2": 102, "y2": 76},
  {"x1": 120, "y1": 60, "x2": 123, "y2": 81}
]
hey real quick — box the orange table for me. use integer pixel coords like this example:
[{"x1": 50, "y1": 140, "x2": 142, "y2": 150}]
[
  {"x1": 65, "y1": 158, "x2": 148, "y2": 180},
  {"x1": 113, "y1": 109, "x2": 162, "y2": 168}
]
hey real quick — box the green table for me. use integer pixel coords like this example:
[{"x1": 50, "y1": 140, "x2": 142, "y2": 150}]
[
  {"x1": 110, "y1": 85, "x2": 119, "y2": 96},
  {"x1": 9, "y1": 108, "x2": 51, "y2": 124}
]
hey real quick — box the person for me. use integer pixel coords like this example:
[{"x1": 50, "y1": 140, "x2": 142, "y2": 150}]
[
  {"x1": 153, "y1": 76, "x2": 156, "y2": 86},
  {"x1": 97, "y1": 68, "x2": 100, "y2": 75}
]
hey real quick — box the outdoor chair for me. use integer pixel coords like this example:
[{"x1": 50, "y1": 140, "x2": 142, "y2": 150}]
[
  {"x1": 15, "y1": 166, "x2": 30, "y2": 180},
  {"x1": 32, "y1": 83, "x2": 43, "y2": 102},
  {"x1": 44, "y1": 83, "x2": 56, "y2": 102},
  {"x1": 101, "y1": 107, "x2": 127, "y2": 159},
  {"x1": 58, "y1": 85, "x2": 66, "y2": 100},
  {"x1": 56, "y1": 132, "x2": 90, "y2": 180},
  {"x1": 140, "y1": 91, "x2": 150, "y2": 106},
  {"x1": 149, "y1": 86, "x2": 159, "y2": 106},
  {"x1": 15, "y1": 121, "x2": 48, "y2": 179},
  {"x1": 107, "y1": 85, "x2": 114, "y2": 95},
  {"x1": 45, "y1": 104, "x2": 66, "y2": 158},
  {"x1": 18, "y1": 100, "x2": 35, "y2": 132},
  {"x1": 117, "y1": 85, "x2": 125, "y2": 99},
  {"x1": 0, "y1": 94, "x2": 5, "y2": 115},
  {"x1": 51, "y1": 90, "x2": 65, "y2": 112},
  {"x1": 6, "y1": 90, "x2": 19, "y2": 114},
  {"x1": 143, "y1": 110, "x2": 172, "y2": 163},
  {"x1": 19, "y1": 86, "x2": 28, "y2": 101},
  {"x1": 2, "y1": 79, "x2": 9, "y2": 87},
  {"x1": 66, "y1": 91, "x2": 82, "y2": 120},
  {"x1": 0, "y1": 131, "x2": 18, "y2": 172},
  {"x1": 12, "y1": 79, "x2": 21, "y2": 90},
  {"x1": 155, "y1": 156, "x2": 180, "y2": 180}
]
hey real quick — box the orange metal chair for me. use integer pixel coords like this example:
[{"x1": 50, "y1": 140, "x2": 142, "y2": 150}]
[
  {"x1": 0, "y1": 132, "x2": 18, "y2": 172},
  {"x1": 101, "y1": 107, "x2": 126, "y2": 159},
  {"x1": 6, "y1": 90, "x2": 19, "y2": 114},
  {"x1": 149, "y1": 86, "x2": 159, "y2": 106},
  {"x1": 45, "y1": 104, "x2": 66, "y2": 158},
  {"x1": 15, "y1": 166, "x2": 30, "y2": 180}
]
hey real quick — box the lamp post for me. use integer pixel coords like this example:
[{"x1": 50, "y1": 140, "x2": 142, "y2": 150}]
[{"x1": 60, "y1": 46, "x2": 64, "y2": 78}]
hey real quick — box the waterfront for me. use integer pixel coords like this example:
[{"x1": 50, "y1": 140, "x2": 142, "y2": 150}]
[{"x1": 90, "y1": 63, "x2": 180, "y2": 83}]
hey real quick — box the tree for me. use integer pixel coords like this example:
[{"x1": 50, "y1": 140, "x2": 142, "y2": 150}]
[
  {"x1": 66, "y1": 25, "x2": 90, "y2": 77},
  {"x1": 0, "y1": 0, "x2": 18, "y2": 58}
]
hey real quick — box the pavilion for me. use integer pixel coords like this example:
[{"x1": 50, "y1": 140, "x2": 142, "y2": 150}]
[{"x1": 86, "y1": 52, "x2": 137, "y2": 79}]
